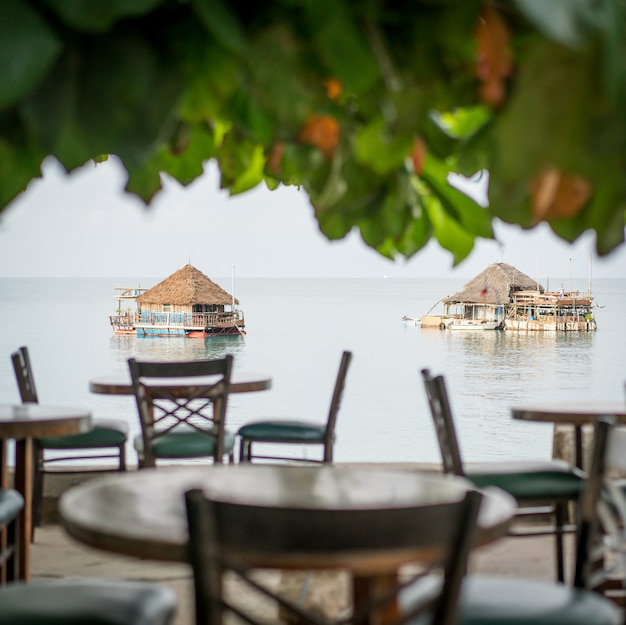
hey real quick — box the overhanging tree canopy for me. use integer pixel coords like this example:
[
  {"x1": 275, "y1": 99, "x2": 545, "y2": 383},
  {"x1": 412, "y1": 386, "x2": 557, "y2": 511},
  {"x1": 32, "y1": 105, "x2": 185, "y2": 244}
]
[{"x1": 2, "y1": 0, "x2": 625, "y2": 265}]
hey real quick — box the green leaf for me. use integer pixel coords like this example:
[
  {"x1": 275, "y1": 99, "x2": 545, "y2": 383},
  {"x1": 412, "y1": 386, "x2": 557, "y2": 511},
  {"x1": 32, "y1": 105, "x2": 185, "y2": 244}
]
[
  {"x1": 40, "y1": 0, "x2": 164, "y2": 32},
  {"x1": 22, "y1": 33, "x2": 183, "y2": 170},
  {"x1": 421, "y1": 181, "x2": 475, "y2": 266},
  {"x1": 0, "y1": 138, "x2": 43, "y2": 209},
  {"x1": 301, "y1": 0, "x2": 379, "y2": 95},
  {"x1": 217, "y1": 133, "x2": 265, "y2": 195},
  {"x1": 126, "y1": 122, "x2": 217, "y2": 202},
  {"x1": 430, "y1": 106, "x2": 491, "y2": 140},
  {"x1": 192, "y1": 0, "x2": 249, "y2": 56},
  {"x1": 354, "y1": 117, "x2": 413, "y2": 176},
  {"x1": 0, "y1": 0, "x2": 61, "y2": 111},
  {"x1": 421, "y1": 153, "x2": 494, "y2": 239}
]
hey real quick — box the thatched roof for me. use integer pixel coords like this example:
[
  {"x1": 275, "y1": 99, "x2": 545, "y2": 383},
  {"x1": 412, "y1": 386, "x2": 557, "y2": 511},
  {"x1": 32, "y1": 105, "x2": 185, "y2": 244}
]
[
  {"x1": 137, "y1": 264, "x2": 238, "y2": 306},
  {"x1": 443, "y1": 263, "x2": 543, "y2": 305}
]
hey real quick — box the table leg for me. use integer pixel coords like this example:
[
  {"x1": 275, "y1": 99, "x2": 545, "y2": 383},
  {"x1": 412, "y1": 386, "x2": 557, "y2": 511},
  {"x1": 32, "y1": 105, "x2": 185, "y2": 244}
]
[
  {"x1": 0, "y1": 439, "x2": 7, "y2": 489},
  {"x1": 574, "y1": 425, "x2": 584, "y2": 470},
  {"x1": 353, "y1": 573, "x2": 401, "y2": 625},
  {"x1": 0, "y1": 439, "x2": 6, "y2": 584},
  {"x1": 13, "y1": 438, "x2": 33, "y2": 581}
]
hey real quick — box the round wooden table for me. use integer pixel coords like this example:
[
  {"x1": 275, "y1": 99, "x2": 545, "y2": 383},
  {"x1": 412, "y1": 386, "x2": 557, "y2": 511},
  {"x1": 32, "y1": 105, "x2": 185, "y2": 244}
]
[
  {"x1": 60, "y1": 464, "x2": 515, "y2": 624},
  {"x1": 89, "y1": 371, "x2": 272, "y2": 395},
  {"x1": 0, "y1": 403, "x2": 92, "y2": 580},
  {"x1": 512, "y1": 402, "x2": 626, "y2": 469}
]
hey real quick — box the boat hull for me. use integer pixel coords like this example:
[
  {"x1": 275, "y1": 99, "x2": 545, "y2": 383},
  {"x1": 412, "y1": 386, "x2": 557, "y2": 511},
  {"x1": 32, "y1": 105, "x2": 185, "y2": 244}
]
[{"x1": 449, "y1": 321, "x2": 500, "y2": 330}]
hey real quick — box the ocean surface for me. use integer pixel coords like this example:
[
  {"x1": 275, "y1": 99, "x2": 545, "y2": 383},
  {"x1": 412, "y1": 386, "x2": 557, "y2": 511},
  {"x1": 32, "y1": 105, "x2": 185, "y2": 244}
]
[{"x1": 0, "y1": 276, "x2": 624, "y2": 466}]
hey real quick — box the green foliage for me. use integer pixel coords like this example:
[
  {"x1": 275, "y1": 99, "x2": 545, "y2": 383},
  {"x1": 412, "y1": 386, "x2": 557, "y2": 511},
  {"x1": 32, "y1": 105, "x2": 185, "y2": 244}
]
[{"x1": 0, "y1": 0, "x2": 625, "y2": 264}]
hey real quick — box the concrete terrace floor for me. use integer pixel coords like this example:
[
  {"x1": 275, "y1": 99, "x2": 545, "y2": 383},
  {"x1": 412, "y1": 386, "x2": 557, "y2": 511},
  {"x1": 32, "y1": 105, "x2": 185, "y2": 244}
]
[{"x1": 28, "y1": 463, "x2": 579, "y2": 625}]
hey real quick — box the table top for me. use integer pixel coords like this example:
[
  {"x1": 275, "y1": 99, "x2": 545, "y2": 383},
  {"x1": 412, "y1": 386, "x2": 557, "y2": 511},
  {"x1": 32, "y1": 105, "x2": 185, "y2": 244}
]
[
  {"x1": 0, "y1": 403, "x2": 92, "y2": 439},
  {"x1": 60, "y1": 464, "x2": 515, "y2": 572},
  {"x1": 89, "y1": 371, "x2": 272, "y2": 395},
  {"x1": 512, "y1": 402, "x2": 626, "y2": 425}
]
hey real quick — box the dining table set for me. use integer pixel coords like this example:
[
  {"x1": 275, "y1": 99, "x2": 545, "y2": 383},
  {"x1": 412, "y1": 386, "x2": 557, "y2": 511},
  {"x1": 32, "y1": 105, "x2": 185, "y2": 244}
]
[{"x1": 1, "y1": 348, "x2": 626, "y2": 625}]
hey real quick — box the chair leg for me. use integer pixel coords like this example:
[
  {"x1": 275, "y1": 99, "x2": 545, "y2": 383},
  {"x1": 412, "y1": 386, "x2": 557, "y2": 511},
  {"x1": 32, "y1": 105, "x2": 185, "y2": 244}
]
[
  {"x1": 31, "y1": 444, "x2": 44, "y2": 541},
  {"x1": 239, "y1": 438, "x2": 250, "y2": 463},
  {"x1": 118, "y1": 444, "x2": 127, "y2": 472},
  {"x1": 554, "y1": 502, "x2": 566, "y2": 583}
]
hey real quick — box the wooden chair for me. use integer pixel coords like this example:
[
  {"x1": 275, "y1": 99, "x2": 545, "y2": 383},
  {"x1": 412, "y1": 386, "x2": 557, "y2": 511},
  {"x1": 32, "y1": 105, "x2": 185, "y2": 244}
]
[
  {"x1": 0, "y1": 488, "x2": 23, "y2": 583},
  {"x1": 237, "y1": 350, "x2": 352, "y2": 463},
  {"x1": 184, "y1": 484, "x2": 483, "y2": 625},
  {"x1": 400, "y1": 418, "x2": 624, "y2": 625},
  {"x1": 0, "y1": 578, "x2": 176, "y2": 624},
  {"x1": 11, "y1": 346, "x2": 127, "y2": 533},
  {"x1": 128, "y1": 355, "x2": 234, "y2": 468},
  {"x1": 421, "y1": 368, "x2": 585, "y2": 582}
]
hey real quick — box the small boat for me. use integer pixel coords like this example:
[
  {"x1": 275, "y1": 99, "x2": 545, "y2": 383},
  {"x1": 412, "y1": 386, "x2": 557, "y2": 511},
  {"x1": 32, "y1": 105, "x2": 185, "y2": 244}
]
[
  {"x1": 449, "y1": 320, "x2": 500, "y2": 330},
  {"x1": 401, "y1": 314, "x2": 421, "y2": 327}
]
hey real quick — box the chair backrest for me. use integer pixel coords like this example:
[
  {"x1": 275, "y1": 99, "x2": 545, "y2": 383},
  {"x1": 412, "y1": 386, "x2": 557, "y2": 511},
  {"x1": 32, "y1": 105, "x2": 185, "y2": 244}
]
[
  {"x1": 573, "y1": 417, "x2": 626, "y2": 594},
  {"x1": 128, "y1": 356, "x2": 233, "y2": 467},
  {"x1": 184, "y1": 485, "x2": 482, "y2": 625},
  {"x1": 421, "y1": 369, "x2": 464, "y2": 476},
  {"x1": 322, "y1": 350, "x2": 353, "y2": 462},
  {"x1": 11, "y1": 346, "x2": 39, "y2": 403}
]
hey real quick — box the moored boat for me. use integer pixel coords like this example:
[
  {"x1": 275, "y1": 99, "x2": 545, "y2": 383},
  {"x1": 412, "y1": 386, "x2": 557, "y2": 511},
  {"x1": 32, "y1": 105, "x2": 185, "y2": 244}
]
[
  {"x1": 449, "y1": 320, "x2": 501, "y2": 330},
  {"x1": 401, "y1": 314, "x2": 421, "y2": 326}
]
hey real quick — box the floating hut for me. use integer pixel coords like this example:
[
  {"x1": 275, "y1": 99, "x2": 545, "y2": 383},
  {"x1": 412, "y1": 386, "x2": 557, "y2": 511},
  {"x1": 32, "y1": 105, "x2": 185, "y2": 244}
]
[
  {"x1": 421, "y1": 263, "x2": 596, "y2": 331},
  {"x1": 110, "y1": 264, "x2": 245, "y2": 337}
]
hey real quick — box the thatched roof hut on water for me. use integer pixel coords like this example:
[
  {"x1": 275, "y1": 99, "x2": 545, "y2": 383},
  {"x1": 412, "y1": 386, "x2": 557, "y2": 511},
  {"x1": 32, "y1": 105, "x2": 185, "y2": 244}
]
[
  {"x1": 132, "y1": 264, "x2": 245, "y2": 337},
  {"x1": 137, "y1": 263, "x2": 239, "y2": 312},
  {"x1": 443, "y1": 263, "x2": 543, "y2": 306},
  {"x1": 419, "y1": 263, "x2": 596, "y2": 331}
]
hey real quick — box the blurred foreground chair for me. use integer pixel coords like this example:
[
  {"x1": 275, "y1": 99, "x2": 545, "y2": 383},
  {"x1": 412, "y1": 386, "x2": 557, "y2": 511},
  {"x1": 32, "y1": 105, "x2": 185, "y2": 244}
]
[
  {"x1": 0, "y1": 578, "x2": 176, "y2": 625},
  {"x1": 421, "y1": 368, "x2": 585, "y2": 582},
  {"x1": 0, "y1": 487, "x2": 22, "y2": 583},
  {"x1": 128, "y1": 355, "x2": 234, "y2": 468},
  {"x1": 237, "y1": 350, "x2": 352, "y2": 463},
  {"x1": 184, "y1": 484, "x2": 482, "y2": 625},
  {"x1": 401, "y1": 418, "x2": 624, "y2": 625},
  {"x1": 11, "y1": 346, "x2": 128, "y2": 534}
]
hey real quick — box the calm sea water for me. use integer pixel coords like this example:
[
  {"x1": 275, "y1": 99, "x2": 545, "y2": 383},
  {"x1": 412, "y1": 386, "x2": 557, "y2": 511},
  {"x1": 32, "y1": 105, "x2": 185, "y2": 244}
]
[{"x1": 0, "y1": 276, "x2": 624, "y2": 465}]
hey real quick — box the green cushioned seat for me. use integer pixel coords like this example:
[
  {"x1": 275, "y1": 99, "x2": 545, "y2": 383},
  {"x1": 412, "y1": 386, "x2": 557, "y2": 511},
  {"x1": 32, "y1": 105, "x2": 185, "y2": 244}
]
[
  {"x1": 0, "y1": 489, "x2": 23, "y2": 526},
  {"x1": 238, "y1": 351, "x2": 353, "y2": 463},
  {"x1": 400, "y1": 575, "x2": 622, "y2": 625},
  {"x1": 237, "y1": 421, "x2": 326, "y2": 443},
  {"x1": 467, "y1": 460, "x2": 585, "y2": 500},
  {"x1": 0, "y1": 579, "x2": 176, "y2": 625},
  {"x1": 40, "y1": 419, "x2": 128, "y2": 449},
  {"x1": 456, "y1": 576, "x2": 622, "y2": 625},
  {"x1": 134, "y1": 429, "x2": 235, "y2": 459}
]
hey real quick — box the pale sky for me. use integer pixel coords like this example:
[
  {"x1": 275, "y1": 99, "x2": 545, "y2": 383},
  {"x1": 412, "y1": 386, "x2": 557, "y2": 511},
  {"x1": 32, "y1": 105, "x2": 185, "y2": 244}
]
[{"x1": 0, "y1": 156, "x2": 624, "y2": 280}]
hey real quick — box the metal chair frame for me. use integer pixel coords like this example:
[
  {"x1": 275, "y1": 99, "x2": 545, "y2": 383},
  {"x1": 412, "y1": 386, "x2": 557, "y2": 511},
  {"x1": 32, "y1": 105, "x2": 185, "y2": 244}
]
[
  {"x1": 238, "y1": 350, "x2": 352, "y2": 464},
  {"x1": 184, "y1": 484, "x2": 483, "y2": 625},
  {"x1": 421, "y1": 368, "x2": 580, "y2": 583},
  {"x1": 128, "y1": 356, "x2": 234, "y2": 468},
  {"x1": 11, "y1": 346, "x2": 127, "y2": 533}
]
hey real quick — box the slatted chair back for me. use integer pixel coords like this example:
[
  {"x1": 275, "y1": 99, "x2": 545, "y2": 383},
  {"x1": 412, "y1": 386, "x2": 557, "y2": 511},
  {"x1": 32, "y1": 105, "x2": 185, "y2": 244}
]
[
  {"x1": 322, "y1": 350, "x2": 353, "y2": 462},
  {"x1": 421, "y1": 369, "x2": 464, "y2": 476},
  {"x1": 574, "y1": 417, "x2": 626, "y2": 598},
  {"x1": 184, "y1": 485, "x2": 483, "y2": 625},
  {"x1": 11, "y1": 347, "x2": 38, "y2": 403},
  {"x1": 128, "y1": 356, "x2": 234, "y2": 468},
  {"x1": 11, "y1": 346, "x2": 128, "y2": 538}
]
